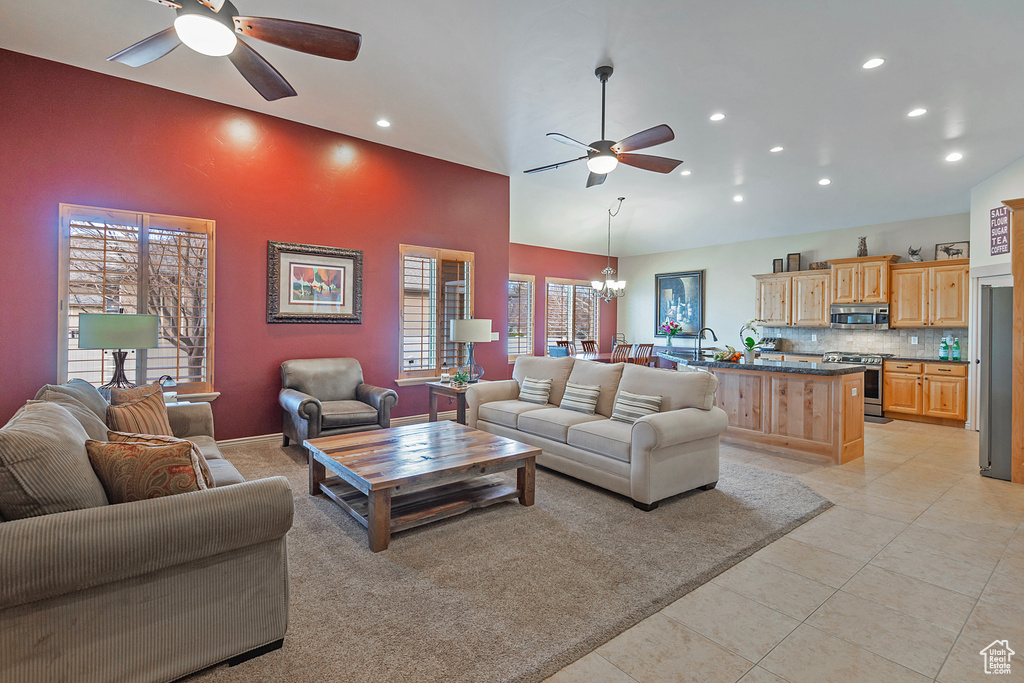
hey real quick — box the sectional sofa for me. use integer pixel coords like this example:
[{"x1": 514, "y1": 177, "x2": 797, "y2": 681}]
[{"x1": 466, "y1": 356, "x2": 729, "y2": 509}]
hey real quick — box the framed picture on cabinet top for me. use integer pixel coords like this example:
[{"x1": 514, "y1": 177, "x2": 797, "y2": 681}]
[
  {"x1": 772, "y1": 258, "x2": 785, "y2": 273},
  {"x1": 267, "y1": 241, "x2": 363, "y2": 323},
  {"x1": 786, "y1": 253, "x2": 801, "y2": 273},
  {"x1": 654, "y1": 270, "x2": 704, "y2": 337},
  {"x1": 934, "y1": 241, "x2": 969, "y2": 260}
]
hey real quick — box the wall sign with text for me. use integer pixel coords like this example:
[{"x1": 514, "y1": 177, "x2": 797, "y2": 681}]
[{"x1": 991, "y1": 206, "x2": 1010, "y2": 256}]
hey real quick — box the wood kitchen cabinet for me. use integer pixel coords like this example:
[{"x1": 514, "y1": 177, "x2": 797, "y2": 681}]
[
  {"x1": 828, "y1": 256, "x2": 900, "y2": 304},
  {"x1": 890, "y1": 259, "x2": 969, "y2": 328},
  {"x1": 883, "y1": 360, "x2": 966, "y2": 423},
  {"x1": 754, "y1": 274, "x2": 792, "y2": 326},
  {"x1": 791, "y1": 272, "x2": 831, "y2": 327}
]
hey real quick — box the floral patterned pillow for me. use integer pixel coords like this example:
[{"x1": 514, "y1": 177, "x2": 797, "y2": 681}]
[{"x1": 86, "y1": 439, "x2": 207, "y2": 504}]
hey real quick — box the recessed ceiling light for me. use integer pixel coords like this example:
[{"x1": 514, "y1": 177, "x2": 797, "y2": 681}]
[
  {"x1": 862, "y1": 58, "x2": 885, "y2": 69},
  {"x1": 733, "y1": 195, "x2": 743, "y2": 203},
  {"x1": 907, "y1": 108, "x2": 927, "y2": 117},
  {"x1": 709, "y1": 113, "x2": 726, "y2": 121},
  {"x1": 945, "y1": 152, "x2": 963, "y2": 162},
  {"x1": 818, "y1": 178, "x2": 832, "y2": 186},
  {"x1": 376, "y1": 119, "x2": 391, "y2": 128},
  {"x1": 770, "y1": 146, "x2": 784, "y2": 153},
  {"x1": 680, "y1": 170, "x2": 692, "y2": 176}
]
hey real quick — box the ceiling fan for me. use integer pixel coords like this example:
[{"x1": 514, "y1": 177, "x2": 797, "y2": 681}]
[
  {"x1": 107, "y1": 0, "x2": 361, "y2": 101},
  {"x1": 525, "y1": 65, "x2": 684, "y2": 188}
]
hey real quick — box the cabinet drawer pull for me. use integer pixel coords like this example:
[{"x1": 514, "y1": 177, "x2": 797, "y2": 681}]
[
  {"x1": 897, "y1": 365, "x2": 910, "y2": 369},
  {"x1": 937, "y1": 368, "x2": 951, "y2": 372}
]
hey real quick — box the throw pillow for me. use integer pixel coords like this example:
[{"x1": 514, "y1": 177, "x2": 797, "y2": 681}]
[
  {"x1": 110, "y1": 381, "x2": 162, "y2": 406},
  {"x1": 610, "y1": 389, "x2": 663, "y2": 424},
  {"x1": 86, "y1": 440, "x2": 206, "y2": 503},
  {"x1": 0, "y1": 402, "x2": 109, "y2": 520},
  {"x1": 107, "y1": 431, "x2": 214, "y2": 489},
  {"x1": 106, "y1": 391, "x2": 174, "y2": 436},
  {"x1": 519, "y1": 377, "x2": 553, "y2": 405},
  {"x1": 559, "y1": 381, "x2": 602, "y2": 415},
  {"x1": 33, "y1": 391, "x2": 109, "y2": 441},
  {"x1": 33, "y1": 378, "x2": 109, "y2": 421}
]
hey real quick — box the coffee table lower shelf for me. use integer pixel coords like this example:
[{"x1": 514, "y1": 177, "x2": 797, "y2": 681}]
[{"x1": 317, "y1": 476, "x2": 522, "y2": 536}]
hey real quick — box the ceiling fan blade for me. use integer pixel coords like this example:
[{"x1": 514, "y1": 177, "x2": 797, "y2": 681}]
[
  {"x1": 547, "y1": 133, "x2": 599, "y2": 153},
  {"x1": 232, "y1": 17, "x2": 361, "y2": 61},
  {"x1": 524, "y1": 157, "x2": 586, "y2": 174},
  {"x1": 617, "y1": 153, "x2": 684, "y2": 174},
  {"x1": 107, "y1": 27, "x2": 181, "y2": 67},
  {"x1": 143, "y1": 0, "x2": 182, "y2": 8},
  {"x1": 586, "y1": 172, "x2": 607, "y2": 188},
  {"x1": 228, "y1": 40, "x2": 298, "y2": 101},
  {"x1": 611, "y1": 124, "x2": 675, "y2": 154}
]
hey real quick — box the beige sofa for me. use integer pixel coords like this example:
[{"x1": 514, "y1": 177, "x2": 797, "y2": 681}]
[
  {"x1": 0, "y1": 381, "x2": 293, "y2": 683},
  {"x1": 466, "y1": 357, "x2": 728, "y2": 510}
]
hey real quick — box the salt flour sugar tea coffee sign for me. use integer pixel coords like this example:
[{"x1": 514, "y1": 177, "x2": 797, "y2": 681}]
[{"x1": 991, "y1": 206, "x2": 1010, "y2": 256}]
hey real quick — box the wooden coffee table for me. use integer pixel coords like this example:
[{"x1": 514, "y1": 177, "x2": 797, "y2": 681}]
[{"x1": 305, "y1": 421, "x2": 540, "y2": 552}]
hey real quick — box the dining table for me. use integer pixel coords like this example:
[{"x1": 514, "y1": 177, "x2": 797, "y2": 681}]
[{"x1": 576, "y1": 352, "x2": 656, "y2": 366}]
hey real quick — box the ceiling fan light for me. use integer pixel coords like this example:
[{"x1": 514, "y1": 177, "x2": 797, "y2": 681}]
[
  {"x1": 587, "y1": 154, "x2": 618, "y2": 175},
  {"x1": 174, "y1": 14, "x2": 238, "y2": 57}
]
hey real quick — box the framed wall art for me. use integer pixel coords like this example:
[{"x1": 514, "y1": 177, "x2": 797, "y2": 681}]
[
  {"x1": 268, "y1": 241, "x2": 363, "y2": 323},
  {"x1": 772, "y1": 258, "x2": 785, "y2": 273},
  {"x1": 786, "y1": 252, "x2": 801, "y2": 273},
  {"x1": 654, "y1": 270, "x2": 704, "y2": 337},
  {"x1": 935, "y1": 241, "x2": 969, "y2": 260}
]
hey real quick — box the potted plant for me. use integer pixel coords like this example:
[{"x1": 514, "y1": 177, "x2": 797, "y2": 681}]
[
  {"x1": 659, "y1": 319, "x2": 684, "y2": 347},
  {"x1": 739, "y1": 318, "x2": 766, "y2": 363},
  {"x1": 451, "y1": 369, "x2": 470, "y2": 389}
]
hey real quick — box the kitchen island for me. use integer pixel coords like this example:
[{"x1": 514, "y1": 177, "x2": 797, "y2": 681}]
[{"x1": 658, "y1": 353, "x2": 867, "y2": 464}]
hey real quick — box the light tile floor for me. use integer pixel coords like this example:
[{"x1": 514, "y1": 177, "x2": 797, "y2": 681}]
[{"x1": 547, "y1": 420, "x2": 1024, "y2": 682}]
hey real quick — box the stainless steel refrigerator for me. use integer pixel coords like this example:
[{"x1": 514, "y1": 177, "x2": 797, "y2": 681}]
[{"x1": 980, "y1": 285, "x2": 1014, "y2": 480}]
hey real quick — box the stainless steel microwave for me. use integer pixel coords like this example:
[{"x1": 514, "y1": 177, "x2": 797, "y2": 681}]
[{"x1": 830, "y1": 304, "x2": 889, "y2": 330}]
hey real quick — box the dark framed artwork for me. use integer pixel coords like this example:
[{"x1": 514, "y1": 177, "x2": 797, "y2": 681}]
[
  {"x1": 654, "y1": 270, "x2": 704, "y2": 337},
  {"x1": 268, "y1": 241, "x2": 363, "y2": 323},
  {"x1": 772, "y1": 258, "x2": 785, "y2": 273},
  {"x1": 787, "y1": 253, "x2": 801, "y2": 273},
  {"x1": 935, "y1": 241, "x2": 969, "y2": 260}
]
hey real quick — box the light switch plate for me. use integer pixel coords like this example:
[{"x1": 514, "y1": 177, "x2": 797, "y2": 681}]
[
  {"x1": 811, "y1": 333, "x2": 817, "y2": 341},
  {"x1": 490, "y1": 332, "x2": 500, "y2": 341},
  {"x1": 911, "y1": 336, "x2": 919, "y2": 345},
  {"x1": 852, "y1": 387, "x2": 857, "y2": 396}
]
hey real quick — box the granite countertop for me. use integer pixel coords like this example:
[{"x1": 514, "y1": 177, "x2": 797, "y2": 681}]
[
  {"x1": 657, "y1": 352, "x2": 867, "y2": 376},
  {"x1": 886, "y1": 356, "x2": 970, "y2": 365}
]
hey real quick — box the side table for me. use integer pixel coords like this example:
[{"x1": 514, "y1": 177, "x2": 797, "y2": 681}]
[{"x1": 425, "y1": 381, "x2": 470, "y2": 424}]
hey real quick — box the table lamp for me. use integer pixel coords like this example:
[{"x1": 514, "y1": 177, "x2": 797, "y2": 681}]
[
  {"x1": 450, "y1": 318, "x2": 492, "y2": 383},
  {"x1": 77, "y1": 313, "x2": 159, "y2": 389}
]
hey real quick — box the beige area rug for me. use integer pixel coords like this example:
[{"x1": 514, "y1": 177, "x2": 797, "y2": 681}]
[{"x1": 188, "y1": 440, "x2": 830, "y2": 683}]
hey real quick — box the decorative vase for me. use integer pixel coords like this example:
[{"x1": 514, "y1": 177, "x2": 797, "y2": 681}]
[
  {"x1": 857, "y1": 236, "x2": 868, "y2": 257},
  {"x1": 744, "y1": 349, "x2": 756, "y2": 364},
  {"x1": 666, "y1": 335, "x2": 673, "y2": 347}
]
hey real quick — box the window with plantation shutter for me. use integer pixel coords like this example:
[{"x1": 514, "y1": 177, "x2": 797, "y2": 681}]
[
  {"x1": 545, "y1": 278, "x2": 599, "y2": 353},
  {"x1": 507, "y1": 274, "x2": 535, "y2": 361},
  {"x1": 398, "y1": 244, "x2": 474, "y2": 381},
  {"x1": 58, "y1": 204, "x2": 215, "y2": 393}
]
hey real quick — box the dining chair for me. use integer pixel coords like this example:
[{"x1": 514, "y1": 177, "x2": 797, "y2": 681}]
[
  {"x1": 581, "y1": 340, "x2": 599, "y2": 354},
  {"x1": 555, "y1": 340, "x2": 576, "y2": 356},
  {"x1": 611, "y1": 344, "x2": 632, "y2": 363},
  {"x1": 633, "y1": 343, "x2": 655, "y2": 366}
]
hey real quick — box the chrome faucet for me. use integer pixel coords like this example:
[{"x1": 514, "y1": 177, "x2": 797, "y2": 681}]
[{"x1": 695, "y1": 327, "x2": 718, "y2": 360}]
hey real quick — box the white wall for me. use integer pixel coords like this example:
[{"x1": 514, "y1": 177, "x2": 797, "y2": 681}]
[
  {"x1": 970, "y1": 154, "x2": 1024, "y2": 272},
  {"x1": 617, "y1": 213, "x2": 970, "y2": 350}
]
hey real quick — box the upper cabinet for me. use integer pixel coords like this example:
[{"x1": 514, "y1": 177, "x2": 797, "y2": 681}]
[
  {"x1": 827, "y1": 256, "x2": 900, "y2": 304},
  {"x1": 890, "y1": 259, "x2": 969, "y2": 328},
  {"x1": 753, "y1": 271, "x2": 831, "y2": 327}
]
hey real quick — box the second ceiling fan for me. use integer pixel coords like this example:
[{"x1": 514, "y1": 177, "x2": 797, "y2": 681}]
[{"x1": 525, "y1": 65, "x2": 684, "y2": 188}]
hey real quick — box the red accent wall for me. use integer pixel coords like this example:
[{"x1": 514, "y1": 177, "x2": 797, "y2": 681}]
[
  {"x1": 509, "y1": 243, "x2": 618, "y2": 356},
  {"x1": 0, "y1": 49, "x2": 510, "y2": 439}
]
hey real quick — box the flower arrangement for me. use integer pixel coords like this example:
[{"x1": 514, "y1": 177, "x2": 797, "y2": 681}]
[
  {"x1": 659, "y1": 319, "x2": 685, "y2": 346},
  {"x1": 451, "y1": 369, "x2": 470, "y2": 388},
  {"x1": 739, "y1": 318, "x2": 766, "y2": 350}
]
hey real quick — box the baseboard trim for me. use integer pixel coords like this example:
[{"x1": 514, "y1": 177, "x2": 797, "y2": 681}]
[{"x1": 216, "y1": 411, "x2": 458, "y2": 446}]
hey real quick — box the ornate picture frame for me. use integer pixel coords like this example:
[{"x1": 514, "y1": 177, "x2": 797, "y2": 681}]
[
  {"x1": 654, "y1": 270, "x2": 705, "y2": 337},
  {"x1": 267, "y1": 241, "x2": 363, "y2": 323}
]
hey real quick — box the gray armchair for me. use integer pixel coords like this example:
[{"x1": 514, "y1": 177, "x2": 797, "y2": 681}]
[{"x1": 279, "y1": 358, "x2": 398, "y2": 447}]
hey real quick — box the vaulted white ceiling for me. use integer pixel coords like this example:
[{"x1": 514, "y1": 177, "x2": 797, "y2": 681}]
[{"x1": 3, "y1": 0, "x2": 1024, "y2": 256}]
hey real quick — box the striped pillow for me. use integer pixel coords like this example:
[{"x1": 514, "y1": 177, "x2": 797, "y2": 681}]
[
  {"x1": 108, "y1": 431, "x2": 213, "y2": 489},
  {"x1": 611, "y1": 390, "x2": 663, "y2": 424},
  {"x1": 110, "y1": 381, "x2": 162, "y2": 406},
  {"x1": 519, "y1": 377, "x2": 553, "y2": 405},
  {"x1": 559, "y1": 381, "x2": 601, "y2": 415},
  {"x1": 105, "y1": 391, "x2": 174, "y2": 436}
]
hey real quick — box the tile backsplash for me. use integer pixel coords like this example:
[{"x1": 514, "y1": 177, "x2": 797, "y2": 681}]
[{"x1": 762, "y1": 327, "x2": 969, "y2": 359}]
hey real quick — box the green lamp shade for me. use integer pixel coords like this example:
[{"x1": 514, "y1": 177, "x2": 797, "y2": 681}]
[{"x1": 78, "y1": 313, "x2": 159, "y2": 350}]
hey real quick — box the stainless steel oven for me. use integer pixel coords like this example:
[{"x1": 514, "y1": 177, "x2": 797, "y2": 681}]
[
  {"x1": 830, "y1": 304, "x2": 889, "y2": 330},
  {"x1": 822, "y1": 352, "x2": 886, "y2": 417}
]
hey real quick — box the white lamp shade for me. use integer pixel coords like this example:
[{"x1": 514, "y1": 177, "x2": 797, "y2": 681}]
[
  {"x1": 450, "y1": 318, "x2": 492, "y2": 343},
  {"x1": 78, "y1": 313, "x2": 159, "y2": 350}
]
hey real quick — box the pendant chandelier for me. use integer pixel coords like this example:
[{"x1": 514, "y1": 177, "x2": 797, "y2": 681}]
[{"x1": 592, "y1": 197, "x2": 626, "y2": 302}]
